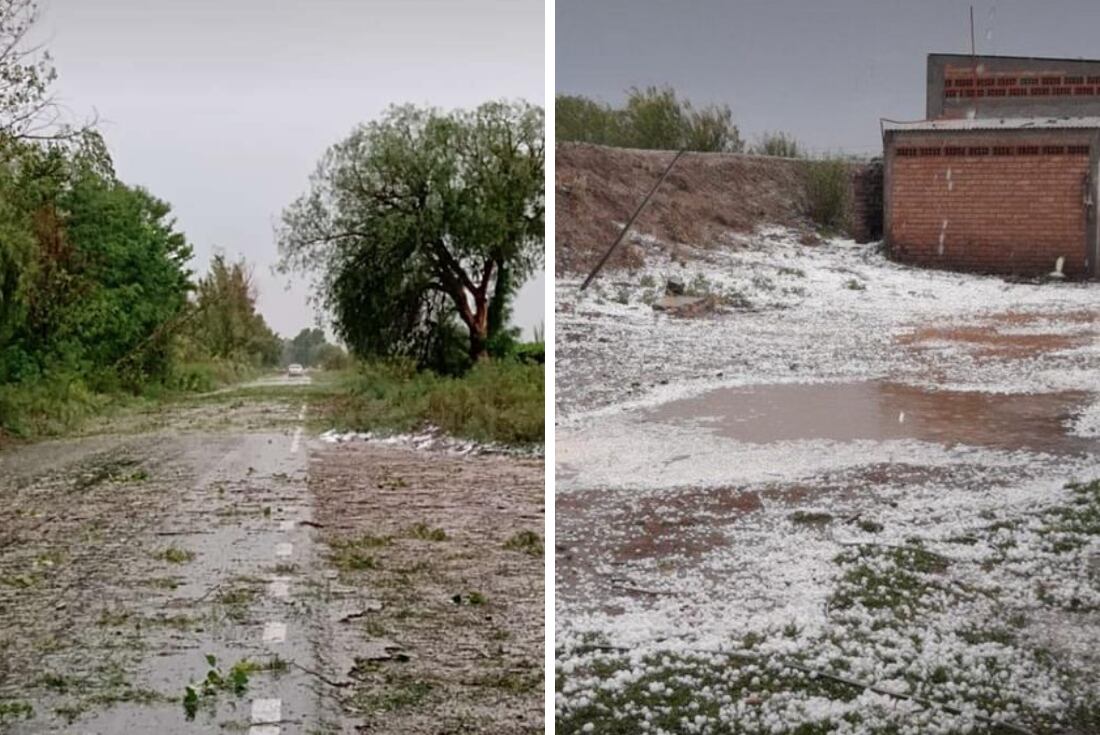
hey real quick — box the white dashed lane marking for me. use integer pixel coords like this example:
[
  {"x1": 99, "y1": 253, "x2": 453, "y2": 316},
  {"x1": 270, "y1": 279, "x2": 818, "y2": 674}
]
[
  {"x1": 262, "y1": 621, "x2": 287, "y2": 643},
  {"x1": 253, "y1": 410, "x2": 303, "y2": 733},
  {"x1": 250, "y1": 697, "x2": 282, "y2": 734},
  {"x1": 269, "y1": 577, "x2": 290, "y2": 599}
]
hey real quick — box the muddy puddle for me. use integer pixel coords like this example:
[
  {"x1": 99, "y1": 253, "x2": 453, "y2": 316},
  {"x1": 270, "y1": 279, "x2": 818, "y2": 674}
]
[
  {"x1": 898, "y1": 326, "x2": 1083, "y2": 358},
  {"x1": 645, "y1": 381, "x2": 1098, "y2": 455}
]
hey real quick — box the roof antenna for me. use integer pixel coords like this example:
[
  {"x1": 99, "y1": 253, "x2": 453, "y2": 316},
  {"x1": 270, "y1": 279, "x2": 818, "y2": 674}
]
[
  {"x1": 970, "y1": 5, "x2": 976, "y2": 58},
  {"x1": 969, "y1": 5, "x2": 979, "y2": 118}
]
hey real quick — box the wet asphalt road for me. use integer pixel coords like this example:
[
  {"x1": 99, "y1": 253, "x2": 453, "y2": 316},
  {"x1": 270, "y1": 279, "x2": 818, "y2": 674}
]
[{"x1": 0, "y1": 393, "x2": 334, "y2": 734}]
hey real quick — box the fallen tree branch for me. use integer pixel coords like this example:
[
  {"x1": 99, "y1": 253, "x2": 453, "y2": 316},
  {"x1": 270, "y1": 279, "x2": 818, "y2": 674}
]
[{"x1": 291, "y1": 660, "x2": 352, "y2": 689}]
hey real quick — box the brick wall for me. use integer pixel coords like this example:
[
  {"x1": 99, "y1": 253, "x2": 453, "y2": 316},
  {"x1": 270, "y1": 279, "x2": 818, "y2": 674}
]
[{"x1": 887, "y1": 133, "x2": 1092, "y2": 277}]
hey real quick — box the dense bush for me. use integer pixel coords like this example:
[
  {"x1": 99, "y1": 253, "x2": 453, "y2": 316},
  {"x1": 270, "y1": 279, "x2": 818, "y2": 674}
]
[
  {"x1": 805, "y1": 159, "x2": 851, "y2": 232},
  {"x1": 557, "y1": 86, "x2": 743, "y2": 153},
  {"x1": 753, "y1": 131, "x2": 802, "y2": 158}
]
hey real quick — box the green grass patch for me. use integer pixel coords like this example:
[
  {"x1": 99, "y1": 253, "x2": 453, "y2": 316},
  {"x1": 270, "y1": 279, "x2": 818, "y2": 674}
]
[
  {"x1": 789, "y1": 510, "x2": 833, "y2": 526},
  {"x1": 556, "y1": 650, "x2": 860, "y2": 735},
  {"x1": 353, "y1": 677, "x2": 434, "y2": 713},
  {"x1": 829, "y1": 543, "x2": 948, "y2": 622},
  {"x1": 156, "y1": 546, "x2": 195, "y2": 564},
  {"x1": 407, "y1": 523, "x2": 447, "y2": 542},
  {"x1": 503, "y1": 530, "x2": 543, "y2": 556},
  {"x1": 0, "y1": 700, "x2": 33, "y2": 722}
]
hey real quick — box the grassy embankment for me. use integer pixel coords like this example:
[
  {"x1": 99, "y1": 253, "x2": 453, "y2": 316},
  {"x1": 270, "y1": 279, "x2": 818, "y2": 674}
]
[
  {"x1": 1, "y1": 358, "x2": 544, "y2": 448},
  {"x1": 0, "y1": 360, "x2": 264, "y2": 440}
]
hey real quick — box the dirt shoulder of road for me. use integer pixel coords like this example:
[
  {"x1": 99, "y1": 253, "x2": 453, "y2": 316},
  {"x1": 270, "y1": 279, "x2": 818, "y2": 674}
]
[{"x1": 309, "y1": 441, "x2": 545, "y2": 734}]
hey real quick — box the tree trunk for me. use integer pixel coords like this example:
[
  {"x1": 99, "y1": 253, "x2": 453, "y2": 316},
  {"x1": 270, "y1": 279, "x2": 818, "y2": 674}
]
[{"x1": 469, "y1": 291, "x2": 490, "y2": 362}]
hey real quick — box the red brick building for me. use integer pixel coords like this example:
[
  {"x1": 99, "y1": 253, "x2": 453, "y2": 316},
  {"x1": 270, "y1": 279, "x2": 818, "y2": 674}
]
[{"x1": 884, "y1": 55, "x2": 1100, "y2": 279}]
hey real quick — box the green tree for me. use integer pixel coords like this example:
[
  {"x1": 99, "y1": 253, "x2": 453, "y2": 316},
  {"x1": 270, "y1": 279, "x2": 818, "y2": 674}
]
[
  {"x1": 285, "y1": 327, "x2": 326, "y2": 366},
  {"x1": 555, "y1": 94, "x2": 622, "y2": 145},
  {"x1": 0, "y1": 136, "x2": 192, "y2": 384},
  {"x1": 278, "y1": 100, "x2": 544, "y2": 366},
  {"x1": 187, "y1": 254, "x2": 280, "y2": 367}
]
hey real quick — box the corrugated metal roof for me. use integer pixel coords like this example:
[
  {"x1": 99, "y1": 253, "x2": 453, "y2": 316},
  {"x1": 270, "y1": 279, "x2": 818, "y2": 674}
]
[{"x1": 882, "y1": 117, "x2": 1100, "y2": 132}]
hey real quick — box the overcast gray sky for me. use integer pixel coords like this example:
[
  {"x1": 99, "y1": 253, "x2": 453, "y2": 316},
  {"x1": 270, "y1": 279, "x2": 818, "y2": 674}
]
[
  {"x1": 557, "y1": 0, "x2": 1100, "y2": 156},
  {"x1": 39, "y1": 0, "x2": 545, "y2": 340}
]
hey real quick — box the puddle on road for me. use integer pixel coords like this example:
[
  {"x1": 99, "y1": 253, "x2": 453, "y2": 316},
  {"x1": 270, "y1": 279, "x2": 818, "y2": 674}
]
[{"x1": 645, "y1": 381, "x2": 1097, "y2": 455}]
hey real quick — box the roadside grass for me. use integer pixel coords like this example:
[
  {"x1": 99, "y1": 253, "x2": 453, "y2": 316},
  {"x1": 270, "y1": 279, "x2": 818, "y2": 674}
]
[
  {"x1": 323, "y1": 359, "x2": 544, "y2": 446},
  {"x1": 1, "y1": 357, "x2": 543, "y2": 448},
  {"x1": 0, "y1": 360, "x2": 265, "y2": 440},
  {"x1": 557, "y1": 479, "x2": 1100, "y2": 733}
]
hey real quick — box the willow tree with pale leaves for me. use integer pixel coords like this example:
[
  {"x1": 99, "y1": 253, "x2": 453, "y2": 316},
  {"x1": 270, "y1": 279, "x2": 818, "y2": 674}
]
[{"x1": 278, "y1": 101, "x2": 543, "y2": 368}]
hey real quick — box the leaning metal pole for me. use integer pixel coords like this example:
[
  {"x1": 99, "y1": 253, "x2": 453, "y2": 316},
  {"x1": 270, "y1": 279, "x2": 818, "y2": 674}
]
[{"x1": 579, "y1": 148, "x2": 687, "y2": 291}]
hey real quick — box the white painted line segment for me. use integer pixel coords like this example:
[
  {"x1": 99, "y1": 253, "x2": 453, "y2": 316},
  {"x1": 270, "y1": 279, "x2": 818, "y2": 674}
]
[
  {"x1": 269, "y1": 577, "x2": 290, "y2": 599},
  {"x1": 262, "y1": 621, "x2": 287, "y2": 643},
  {"x1": 249, "y1": 727, "x2": 280, "y2": 735},
  {"x1": 297, "y1": 403, "x2": 306, "y2": 421},
  {"x1": 289, "y1": 426, "x2": 303, "y2": 453},
  {"x1": 278, "y1": 519, "x2": 295, "y2": 531},
  {"x1": 275, "y1": 542, "x2": 293, "y2": 558},
  {"x1": 251, "y1": 697, "x2": 282, "y2": 723}
]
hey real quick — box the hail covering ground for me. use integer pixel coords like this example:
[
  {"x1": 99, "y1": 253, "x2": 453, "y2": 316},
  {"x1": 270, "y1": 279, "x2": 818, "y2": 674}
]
[{"x1": 555, "y1": 226, "x2": 1100, "y2": 734}]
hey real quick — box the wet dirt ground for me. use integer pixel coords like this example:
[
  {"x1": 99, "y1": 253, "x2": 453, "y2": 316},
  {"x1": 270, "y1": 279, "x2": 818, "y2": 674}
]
[
  {"x1": 0, "y1": 382, "x2": 544, "y2": 734},
  {"x1": 555, "y1": 230, "x2": 1100, "y2": 733}
]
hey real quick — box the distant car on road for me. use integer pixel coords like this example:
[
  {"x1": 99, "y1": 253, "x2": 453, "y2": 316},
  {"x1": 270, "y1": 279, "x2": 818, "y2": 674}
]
[{"x1": 287, "y1": 363, "x2": 305, "y2": 377}]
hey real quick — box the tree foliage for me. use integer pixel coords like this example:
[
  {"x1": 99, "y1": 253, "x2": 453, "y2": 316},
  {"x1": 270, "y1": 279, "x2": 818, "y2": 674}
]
[
  {"x1": 278, "y1": 101, "x2": 544, "y2": 369},
  {"x1": 556, "y1": 86, "x2": 743, "y2": 153},
  {"x1": 182, "y1": 254, "x2": 281, "y2": 367},
  {"x1": 281, "y1": 327, "x2": 349, "y2": 369},
  {"x1": 753, "y1": 131, "x2": 802, "y2": 158},
  {"x1": 0, "y1": 135, "x2": 193, "y2": 386},
  {"x1": 0, "y1": 2, "x2": 285, "y2": 435}
]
